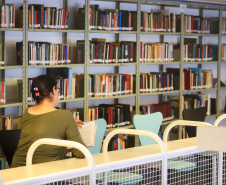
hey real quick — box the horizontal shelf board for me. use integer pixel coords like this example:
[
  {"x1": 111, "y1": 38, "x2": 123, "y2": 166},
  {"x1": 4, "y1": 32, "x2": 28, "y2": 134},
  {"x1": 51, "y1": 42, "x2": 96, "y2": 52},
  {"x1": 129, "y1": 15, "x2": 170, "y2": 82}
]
[
  {"x1": 0, "y1": 102, "x2": 23, "y2": 108},
  {"x1": 140, "y1": 32, "x2": 180, "y2": 35},
  {"x1": 59, "y1": 98, "x2": 84, "y2": 103},
  {"x1": 88, "y1": 94, "x2": 136, "y2": 100},
  {"x1": 27, "y1": 98, "x2": 84, "y2": 104},
  {"x1": 0, "y1": 65, "x2": 23, "y2": 69},
  {"x1": 206, "y1": 114, "x2": 217, "y2": 118},
  {"x1": 220, "y1": 86, "x2": 226, "y2": 89},
  {"x1": 140, "y1": 61, "x2": 180, "y2": 65},
  {"x1": 183, "y1": 88, "x2": 217, "y2": 92},
  {"x1": 0, "y1": 28, "x2": 23, "y2": 31},
  {"x1": 184, "y1": 33, "x2": 219, "y2": 36},
  {"x1": 27, "y1": 64, "x2": 85, "y2": 68},
  {"x1": 141, "y1": 0, "x2": 179, "y2": 6},
  {"x1": 89, "y1": 63, "x2": 136, "y2": 66},
  {"x1": 140, "y1": 90, "x2": 180, "y2": 95},
  {"x1": 184, "y1": 61, "x2": 218, "y2": 64},
  {"x1": 94, "y1": 0, "x2": 138, "y2": 3},
  {"x1": 27, "y1": 29, "x2": 85, "y2": 33},
  {"x1": 89, "y1": 30, "x2": 137, "y2": 34},
  {"x1": 106, "y1": 124, "x2": 134, "y2": 131}
]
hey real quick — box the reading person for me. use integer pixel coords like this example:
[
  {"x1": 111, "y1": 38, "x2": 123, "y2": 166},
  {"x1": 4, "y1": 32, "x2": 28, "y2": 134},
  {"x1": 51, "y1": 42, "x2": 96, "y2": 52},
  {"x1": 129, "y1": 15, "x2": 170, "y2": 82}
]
[{"x1": 11, "y1": 75, "x2": 86, "y2": 168}]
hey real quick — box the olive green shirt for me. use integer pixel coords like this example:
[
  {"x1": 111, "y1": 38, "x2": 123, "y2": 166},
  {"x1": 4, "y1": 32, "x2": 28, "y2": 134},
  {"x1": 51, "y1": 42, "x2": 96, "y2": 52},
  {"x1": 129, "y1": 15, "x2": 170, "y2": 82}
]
[{"x1": 11, "y1": 109, "x2": 86, "y2": 168}]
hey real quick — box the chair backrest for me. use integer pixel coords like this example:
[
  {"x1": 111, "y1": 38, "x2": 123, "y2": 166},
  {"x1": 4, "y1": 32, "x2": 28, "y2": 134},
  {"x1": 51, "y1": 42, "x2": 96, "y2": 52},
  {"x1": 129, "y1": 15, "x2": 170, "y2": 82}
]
[
  {"x1": 0, "y1": 129, "x2": 21, "y2": 166},
  {"x1": 182, "y1": 107, "x2": 207, "y2": 137},
  {"x1": 133, "y1": 112, "x2": 163, "y2": 146},
  {"x1": 162, "y1": 120, "x2": 212, "y2": 142},
  {"x1": 84, "y1": 118, "x2": 107, "y2": 154}
]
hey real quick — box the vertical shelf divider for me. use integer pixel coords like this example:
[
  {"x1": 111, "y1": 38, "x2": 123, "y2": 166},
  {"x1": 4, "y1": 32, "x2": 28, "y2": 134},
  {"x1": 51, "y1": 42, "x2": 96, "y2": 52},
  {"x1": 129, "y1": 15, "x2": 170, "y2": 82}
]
[
  {"x1": 135, "y1": 0, "x2": 141, "y2": 115},
  {"x1": 24, "y1": 0, "x2": 28, "y2": 112},
  {"x1": 84, "y1": 0, "x2": 90, "y2": 121},
  {"x1": 217, "y1": 8, "x2": 223, "y2": 116},
  {"x1": 179, "y1": 12, "x2": 185, "y2": 139}
]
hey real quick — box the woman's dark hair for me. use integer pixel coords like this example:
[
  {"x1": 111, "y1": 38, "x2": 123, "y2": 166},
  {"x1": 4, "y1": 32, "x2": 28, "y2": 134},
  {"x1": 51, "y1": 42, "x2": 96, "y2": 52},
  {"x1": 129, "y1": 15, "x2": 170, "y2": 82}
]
[{"x1": 31, "y1": 75, "x2": 57, "y2": 104}]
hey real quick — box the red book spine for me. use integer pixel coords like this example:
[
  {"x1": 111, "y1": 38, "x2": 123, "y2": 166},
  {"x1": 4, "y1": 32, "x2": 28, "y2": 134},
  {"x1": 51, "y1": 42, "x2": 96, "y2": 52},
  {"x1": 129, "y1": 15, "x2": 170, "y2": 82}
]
[{"x1": 35, "y1": 10, "x2": 38, "y2": 27}]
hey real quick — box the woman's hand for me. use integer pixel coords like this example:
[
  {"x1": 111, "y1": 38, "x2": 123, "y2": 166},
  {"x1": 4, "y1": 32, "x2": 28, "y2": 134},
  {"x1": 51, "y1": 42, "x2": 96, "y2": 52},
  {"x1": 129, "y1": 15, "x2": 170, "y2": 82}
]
[{"x1": 76, "y1": 120, "x2": 84, "y2": 128}]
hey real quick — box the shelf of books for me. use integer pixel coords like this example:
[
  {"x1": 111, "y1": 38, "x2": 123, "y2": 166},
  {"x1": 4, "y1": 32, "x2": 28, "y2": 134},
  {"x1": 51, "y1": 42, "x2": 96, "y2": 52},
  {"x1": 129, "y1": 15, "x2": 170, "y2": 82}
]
[{"x1": 1, "y1": 0, "x2": 226, "y2": 168}]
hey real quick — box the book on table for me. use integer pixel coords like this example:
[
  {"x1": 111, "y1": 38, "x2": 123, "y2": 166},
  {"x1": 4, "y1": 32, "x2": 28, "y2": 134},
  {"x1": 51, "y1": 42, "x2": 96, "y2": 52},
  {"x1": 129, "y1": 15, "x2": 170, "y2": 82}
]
[{"x1": 78, "y1": 121, "x2": 97, "y2": 147}]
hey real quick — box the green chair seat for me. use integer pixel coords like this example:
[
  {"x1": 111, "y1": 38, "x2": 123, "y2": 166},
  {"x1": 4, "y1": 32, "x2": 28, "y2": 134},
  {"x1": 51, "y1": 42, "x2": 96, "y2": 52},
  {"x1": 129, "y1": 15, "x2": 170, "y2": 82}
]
[
  {"x1": 167, "y1": 160, "x2": 197, "y2": 172},
  {"x1": 96, "y1": 171, "x2": 143, "y2": 185}
]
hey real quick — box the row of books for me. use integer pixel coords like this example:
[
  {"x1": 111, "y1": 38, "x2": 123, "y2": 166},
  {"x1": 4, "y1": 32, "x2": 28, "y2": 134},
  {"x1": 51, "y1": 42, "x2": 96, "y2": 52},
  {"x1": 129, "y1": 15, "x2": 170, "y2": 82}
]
[
  {"x1": 85, "y1": 5, "x2": 136, "y2": 31},
  {"x1": 183, "y1": 44, "x2": 218, "y2": 62},
  {"x1": 165, "y1": 93, "x2": 211, "y2": 116},
  {"x1": 141, "y1": 10, "x2": 176, "y2": 32},
  {"x1": 26, "y1": 4, "x2": 69, "y2": 29},
  {"x1": 183, "y1": 15, "x2": 212, "y2": 34},
  {"x1": 183, "y1": 94, "x2": 211, "y2": 115},
  {"x1": 107, "y1": 136, "x2": 127, "y2": 151},
  {"x1": 0, "y1": 4, "x2": 15, "y2": 28},
  {"x1": 88, "y1": 74, "x2": 135, "y2": 97},
  {"x1": 0, "y1": 82, "x2": 6, "y2": 105},
  {"x1": 140, "y1": 72, "x2": 174, "y2": 93},
  {"x1": 89, "y1": 39, "x2": 136, "y2": 64},
  {"x1": 12, "y1": 40, "x2": 225, "y2": 66},
  {"x1": 139, "y1": 102, "x2": 174, "y2": 122},
  {"x1": 27, "y1": 42, "x2": 71, "y2": 65},
  {"x1": 88, "y1": 104, "x2": 131, "y2": 129},
  {"x1": 166, "y1": 68, "x2": 213, "y2": 90},
  {"x1": 71, "y1": 110, "x2": 80, "y2": 121},
  {"x1": 140, "y1": 42, "x2": 174, "y2": 63},
  {"x1": 0, "y1": 116, "x2": 13, "y2": 130}
]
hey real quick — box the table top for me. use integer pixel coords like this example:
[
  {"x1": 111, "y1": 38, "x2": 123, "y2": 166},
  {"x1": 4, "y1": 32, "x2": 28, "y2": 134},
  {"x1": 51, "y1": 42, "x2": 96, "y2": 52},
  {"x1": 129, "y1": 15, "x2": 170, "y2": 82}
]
[{"x1": 1, "y1": 137, "x2": 197, "y2": 184}]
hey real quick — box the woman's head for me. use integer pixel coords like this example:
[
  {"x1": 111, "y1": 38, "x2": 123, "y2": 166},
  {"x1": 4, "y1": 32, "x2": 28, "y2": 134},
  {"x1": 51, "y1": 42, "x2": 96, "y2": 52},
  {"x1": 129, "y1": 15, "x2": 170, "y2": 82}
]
[{"x1": 31, "y1": 75, "x2": 58, "y2": 104}]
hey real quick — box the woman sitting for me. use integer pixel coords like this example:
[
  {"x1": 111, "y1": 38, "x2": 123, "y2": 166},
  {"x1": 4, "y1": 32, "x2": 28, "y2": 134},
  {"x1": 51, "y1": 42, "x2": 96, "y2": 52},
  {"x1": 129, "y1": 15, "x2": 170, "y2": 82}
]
[{"x1": 11, "y1": 75, "x2": 86, "y2": 168}]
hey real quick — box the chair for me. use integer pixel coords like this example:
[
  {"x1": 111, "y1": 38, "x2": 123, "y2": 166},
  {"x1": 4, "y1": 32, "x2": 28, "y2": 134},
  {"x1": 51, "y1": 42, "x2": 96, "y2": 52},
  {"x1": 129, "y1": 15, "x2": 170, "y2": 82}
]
[
  {"x1": 163, "y1": 120, "x2": 213, "y2": 184},
  {"x1": 133, "y1": 114, "x2": 209, "y2": 184},
  {"x1": 182, "y1": 107, "x2": 207, "y2": 137},
  {"x1": 133, "y1": 112, "x2": 163, "y2": 146},
  {"x1": 100, "y1": 128, "x2": 166, "y2": 185},
  {"x1": 84, "y1": 118, "x2": 107, "y2": 154},
  {"x1": 213, "y1": 114, "x2": 226, "y2": 184},
  {"x1": 0, "y1": 129, "x2": 21, "y2": 167}
]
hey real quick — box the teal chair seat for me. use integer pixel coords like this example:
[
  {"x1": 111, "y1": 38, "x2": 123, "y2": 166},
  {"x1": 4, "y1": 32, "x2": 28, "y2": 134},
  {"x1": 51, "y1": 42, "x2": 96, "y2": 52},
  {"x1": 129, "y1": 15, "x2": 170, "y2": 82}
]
[
  {"x1": 96, "y1": 171, "x2": 143, "y2": 185},
  {"x1": 167, "y1": 160, "x2": 197, "y2": 172}
]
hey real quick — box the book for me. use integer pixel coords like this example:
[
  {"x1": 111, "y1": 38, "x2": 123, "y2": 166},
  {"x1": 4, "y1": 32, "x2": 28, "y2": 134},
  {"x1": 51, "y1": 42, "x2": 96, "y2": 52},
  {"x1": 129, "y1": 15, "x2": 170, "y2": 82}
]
[
  {"x1": 78, "y1": 121, "x2": 97, "y2": 147},
  {"x1": 17, "y1": 79, "x2": 23, "y2": 102}
]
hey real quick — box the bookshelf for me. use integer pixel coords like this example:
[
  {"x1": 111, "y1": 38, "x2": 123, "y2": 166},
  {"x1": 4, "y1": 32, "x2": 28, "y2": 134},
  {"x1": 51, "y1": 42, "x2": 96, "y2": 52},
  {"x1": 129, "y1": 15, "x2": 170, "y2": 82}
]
[{"x1": 1, "y1": 0, "x2": 226, "y2": 138}]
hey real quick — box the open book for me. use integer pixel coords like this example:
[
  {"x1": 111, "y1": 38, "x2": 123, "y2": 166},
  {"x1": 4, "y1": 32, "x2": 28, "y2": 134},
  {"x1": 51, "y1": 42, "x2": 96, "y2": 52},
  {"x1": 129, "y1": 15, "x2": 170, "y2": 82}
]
[{"x1": 78, "y1": 121, "x2": 97, "y2": 147}]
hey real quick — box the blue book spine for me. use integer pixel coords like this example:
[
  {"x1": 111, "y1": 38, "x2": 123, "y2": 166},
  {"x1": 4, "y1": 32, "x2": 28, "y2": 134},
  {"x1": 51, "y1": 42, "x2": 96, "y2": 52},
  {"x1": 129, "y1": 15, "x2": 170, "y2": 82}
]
[
  {"x1": 119, "y1": 11, "x2": 122, "y2": 30},
  {"x1": 106, "y1": 12, "x2": 108, "y2": 28},
  {"x1": 44, "y1": 10, "x2": 45, "y2": 28}
]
